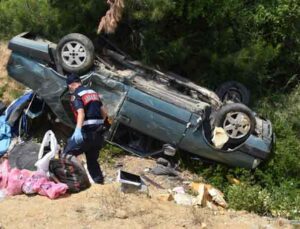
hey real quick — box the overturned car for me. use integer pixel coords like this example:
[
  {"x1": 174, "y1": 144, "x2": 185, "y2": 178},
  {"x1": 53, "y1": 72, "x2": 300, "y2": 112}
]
[{"x1": 6, "y1": 32, "x2": 274, "y2": 169}]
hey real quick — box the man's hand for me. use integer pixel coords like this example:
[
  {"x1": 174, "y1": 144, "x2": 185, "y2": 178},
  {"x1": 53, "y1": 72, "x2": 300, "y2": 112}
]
[{"x1": 71, "y1": 127, "x2": 83, "y2": 144}]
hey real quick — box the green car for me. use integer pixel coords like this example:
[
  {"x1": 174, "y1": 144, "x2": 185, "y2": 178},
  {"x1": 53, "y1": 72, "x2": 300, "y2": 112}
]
[{"x1": 7, "y1": 32, "x2": 274, "y2": 169}]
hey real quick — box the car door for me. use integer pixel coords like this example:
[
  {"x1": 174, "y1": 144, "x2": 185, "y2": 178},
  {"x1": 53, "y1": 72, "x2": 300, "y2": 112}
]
[{"x1": 116, "y1": 88, "x2": 192, "y2": 146}]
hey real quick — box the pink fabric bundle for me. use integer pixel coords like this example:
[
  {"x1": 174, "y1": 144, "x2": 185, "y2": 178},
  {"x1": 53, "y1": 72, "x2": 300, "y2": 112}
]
[
  {"x1": 0, "y1": 159, "x2": 68, "y2": 199},
  {"x1": 6, "y1": 168, "x2": 32, "y2": 196},
  {"x1": 22, "y1": 172, "x2": 68, "y2": 199}
]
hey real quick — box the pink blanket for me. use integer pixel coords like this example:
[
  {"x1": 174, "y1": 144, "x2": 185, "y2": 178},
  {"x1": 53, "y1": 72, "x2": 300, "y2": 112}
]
[
  {"x1": 22, "y1": 172, "x2": 68, "y2": 199},
  {"x1": 0, "y1": 159, "x2": 68, "y2": 199}
]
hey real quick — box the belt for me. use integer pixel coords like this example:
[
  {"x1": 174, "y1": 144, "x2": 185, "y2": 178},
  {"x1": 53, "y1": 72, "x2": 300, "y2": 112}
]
[{"x1": 83, "y1": 119, "x2": 104, "y2": 126}]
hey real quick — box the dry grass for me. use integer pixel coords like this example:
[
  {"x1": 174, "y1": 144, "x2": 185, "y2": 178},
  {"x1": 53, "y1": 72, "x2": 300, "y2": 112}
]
[
  {"x1": 98, "y1": 184, "x2": 126, "y2": 219},
  {"x1": 190, "y1": 206, "x2": 205, "y2": 225},
  {"x1": 0, "y1": 42, "x2": 24, "y2": 104}
]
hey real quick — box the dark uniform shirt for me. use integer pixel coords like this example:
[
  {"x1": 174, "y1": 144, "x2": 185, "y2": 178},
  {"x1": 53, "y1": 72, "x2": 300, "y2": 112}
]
[{"x1": 70, "y1": 86, "x2": 104, "y2": 131}]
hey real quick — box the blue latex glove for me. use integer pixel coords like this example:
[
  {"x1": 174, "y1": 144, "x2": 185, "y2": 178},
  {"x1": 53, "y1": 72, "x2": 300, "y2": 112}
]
[{"x1": 71, "y1": 127, "x2": 83, "y2": 144}]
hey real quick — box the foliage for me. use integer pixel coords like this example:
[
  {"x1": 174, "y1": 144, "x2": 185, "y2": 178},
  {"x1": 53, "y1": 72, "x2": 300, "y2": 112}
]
[
  {"x1": 227, "y1": 184, "x2": 272, "y2": 215},
  {"x1": 0, "y1": 0, "x2": 107, "y2": 41},
  {"x1": 99, "y1": 143, "x2": 125, "y2": 165}
]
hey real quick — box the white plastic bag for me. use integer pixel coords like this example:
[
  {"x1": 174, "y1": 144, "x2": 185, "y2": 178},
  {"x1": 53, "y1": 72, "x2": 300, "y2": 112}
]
[
  {"x1": 0, "y1": 189, "x2": 6, "y2": 201},
  {"x1": 35, "y1": 130, "x2": 58, "y2": 173}
]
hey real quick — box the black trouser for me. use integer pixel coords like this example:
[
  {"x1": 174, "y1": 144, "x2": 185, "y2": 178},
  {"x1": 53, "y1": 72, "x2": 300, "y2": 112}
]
[{"x1": 63, "y1": 126, "x2": 104, "y2": 184}]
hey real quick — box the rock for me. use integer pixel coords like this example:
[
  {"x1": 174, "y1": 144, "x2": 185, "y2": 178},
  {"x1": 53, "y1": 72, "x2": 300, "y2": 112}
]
[
  {"x1": 155, "y1": 193, "x2": 174, "y2": 202},
  {"x1": 174, "y1": 193, "x2": 196, "y2": 206},
  {"x1": 201, "y1": 222, "x2": 207, "y2": 229},
  {"x1": 115, "y1": 209, "x2": 128, "y2": 219},
  {"x1": 206, "y1": 185, "x2": 228, "y2": 208},
  {"x1": 276, "y1": 218, "x2": 290, "y2": 227},
  {"x1": 226, "y1": 175, "x2": 241, "y2": 185},
  {"x1": 172, "y1": 186, "x2": 185, "y2": 194},
  {"x1": 194, "y1": 184, "x2": 212, "y2": 207}
]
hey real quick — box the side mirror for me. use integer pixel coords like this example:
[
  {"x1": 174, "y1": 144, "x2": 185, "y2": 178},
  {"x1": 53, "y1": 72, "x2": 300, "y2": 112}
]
[{"x1": 163, "y1": 144, "x2": 176, "y2": 156}]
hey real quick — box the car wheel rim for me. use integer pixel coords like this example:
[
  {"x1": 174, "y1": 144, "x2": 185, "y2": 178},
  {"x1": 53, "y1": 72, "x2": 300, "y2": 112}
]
[
  {"x1": 223, "y1": 112, "x2": 251, "y2": 139},
  {"x1": 61, "y1": 41, "x2": 87, "y2": 67},
  {"x1": 223, "y1": 89, "x2": 242, "y2": 103}
]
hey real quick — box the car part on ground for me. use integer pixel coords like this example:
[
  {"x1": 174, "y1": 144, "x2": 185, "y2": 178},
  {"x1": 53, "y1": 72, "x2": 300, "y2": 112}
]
[
  {"x1": 213, "y1": 103, "x2": 256, "y2": 144},
  {"x1": 216, "y1": 81, "x2": 250, "y2": 105},
  {"x1": 56, "y1": 33, "x2": 95, "y2": 74}
]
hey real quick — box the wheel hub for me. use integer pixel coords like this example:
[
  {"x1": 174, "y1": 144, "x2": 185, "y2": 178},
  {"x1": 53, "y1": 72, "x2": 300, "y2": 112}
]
[
  {"x1": 61, "y1": 41, "x2": 87, "y2": 68},
  {"x1": 223, "y1": 111, "x2": 251, "y2": 139}
]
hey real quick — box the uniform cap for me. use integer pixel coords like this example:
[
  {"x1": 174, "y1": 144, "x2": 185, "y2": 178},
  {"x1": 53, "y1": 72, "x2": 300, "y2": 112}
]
[{"x1": 66, "y1": 73, "x2": 81, "y2": 85}]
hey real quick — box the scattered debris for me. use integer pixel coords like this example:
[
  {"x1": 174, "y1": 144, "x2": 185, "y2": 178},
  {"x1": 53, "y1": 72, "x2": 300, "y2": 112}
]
[
  {"x1": 189, "y1": 182, "x2": 228, "y2": 209},
  {"x1": 173, "y1": 193, "x2": 196, "y2": 206},
  {"x1": 151, "y1": 164, "x2": 179, "y2": 177},
  {"x1": 140, "y1": 174, "x2": 165, "y2": 189},
  {"x1": 49, "y1": 155, "x2": 91, "y2": 193},
  {"x1": 117, "y1": 170, "x2": 147, "y2": 193},
  {"x1": 172, "y1": 186, "x2": 185, "y2": 194},
  {"x1": 154, "y1": 192, "x2": 174, "y2": 202},
  {"x1": 0, "y1": 159, "x2": 68, "y2": 199},
  {"x1": 8, "y1": 140, "x2": 40, "y2": 171},
  {"x1": 0, "y1": 116, "x2": 11, "y2": 157},
  {"x1": 212, "y1": 127, "x2": 229, "y2": 149},
  {"x1": 35, "y1": 130, "x2": 58, "y2": 173},
  {"x1": 226, "y1": 175, "x2": 241, "y2": 185},
  {"x1": 0, "y1": 189, "x2": 5, "y2": 201}
]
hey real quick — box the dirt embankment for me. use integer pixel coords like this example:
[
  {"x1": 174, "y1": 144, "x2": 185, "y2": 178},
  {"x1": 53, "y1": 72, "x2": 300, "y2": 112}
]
[
  {"x1": 0, "y1": 43, "x2": 24, "y2": 104},
  {"x1": 0, "y1": 156, "x2": 292, "y2": 229}
]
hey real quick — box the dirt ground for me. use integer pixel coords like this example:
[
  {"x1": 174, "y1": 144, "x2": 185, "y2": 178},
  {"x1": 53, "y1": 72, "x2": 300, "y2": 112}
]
[{"x1": 0, "y1": 155, "x2": 293, "y2": 229}]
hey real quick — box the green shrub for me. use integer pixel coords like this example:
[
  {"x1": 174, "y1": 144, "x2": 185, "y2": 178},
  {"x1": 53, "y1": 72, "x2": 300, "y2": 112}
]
[
  {"x1": 269, "y1": 181, "x2": 300, "y2": 219},
  {"x1": 227, "y1": 184, "x2": 272, "y2": 215},
  {"x1": 99, "y1": 144, "x2": 125, "y2": 165}
]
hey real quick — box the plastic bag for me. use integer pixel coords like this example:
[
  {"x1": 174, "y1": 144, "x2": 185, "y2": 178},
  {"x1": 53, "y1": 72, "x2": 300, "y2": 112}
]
[
  {"x1": 0, "y1": 189, "x2": 6, "y2": 201},
  {"x1": 0, "y1": 159, "x2": 11, "y2": 189},
  {"x1": 6, "y1": 168, "x2": 32, "y2": 196},
  {"x1": 49, "y1": 155, "x2": 91, "y2": 193},
  {"x1": 35, "y1": 130, "x2": 58, "y2": 173}
]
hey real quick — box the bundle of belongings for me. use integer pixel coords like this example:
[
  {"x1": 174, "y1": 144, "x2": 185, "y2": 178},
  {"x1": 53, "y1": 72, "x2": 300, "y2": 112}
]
[{"x1": 0, "y1": 92, "x2": 91, "y2": 200}]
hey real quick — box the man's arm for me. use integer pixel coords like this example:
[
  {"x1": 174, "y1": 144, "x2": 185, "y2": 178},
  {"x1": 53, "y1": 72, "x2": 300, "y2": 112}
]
[{"x1": 76, "y1": 108, "x2": 85, "y2": 128}]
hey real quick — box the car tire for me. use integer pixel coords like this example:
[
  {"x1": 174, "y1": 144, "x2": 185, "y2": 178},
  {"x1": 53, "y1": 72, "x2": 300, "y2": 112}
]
[
  {"x1": 213, "y1": 103, "x2": 256, "y2": 144},
  {"x1": 216, "y1": 81, "x2": 250, "y2": 105},
  {"x1": 56, "y1": 33, "x2": 95, "y2": 74}
]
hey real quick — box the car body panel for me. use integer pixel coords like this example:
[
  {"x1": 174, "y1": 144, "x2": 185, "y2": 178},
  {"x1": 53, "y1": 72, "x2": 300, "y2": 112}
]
[
  {"x1": 179, "y1": 114, "x2": 258, "y2": 168},
  {"x1": 7, "y1": 53, "x2": 73, "y2": 126},
  {"x1": 8, "y1": 32, "x2": 52, "y2": 63},
  {"x1": 117, "y1": 88, "x2": 192, "y2": 145}
]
